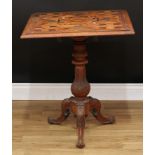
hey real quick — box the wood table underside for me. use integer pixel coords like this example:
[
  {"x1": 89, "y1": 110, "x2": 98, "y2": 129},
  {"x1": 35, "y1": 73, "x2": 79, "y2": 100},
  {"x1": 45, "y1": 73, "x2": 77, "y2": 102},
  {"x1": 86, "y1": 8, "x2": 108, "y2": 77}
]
[
  {"x1": 21, "y1": 10, "x2": 134, "y2": 38},
  {"x1": 20, "y1": 10, "x2": 135, "y2": 148}
]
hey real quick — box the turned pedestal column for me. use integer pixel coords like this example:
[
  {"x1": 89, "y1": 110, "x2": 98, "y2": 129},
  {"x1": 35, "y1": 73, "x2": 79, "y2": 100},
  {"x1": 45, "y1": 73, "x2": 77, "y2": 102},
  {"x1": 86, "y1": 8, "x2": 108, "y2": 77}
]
[{"x1": 48, "y1": 37, "x2": 115, "y2": 148}]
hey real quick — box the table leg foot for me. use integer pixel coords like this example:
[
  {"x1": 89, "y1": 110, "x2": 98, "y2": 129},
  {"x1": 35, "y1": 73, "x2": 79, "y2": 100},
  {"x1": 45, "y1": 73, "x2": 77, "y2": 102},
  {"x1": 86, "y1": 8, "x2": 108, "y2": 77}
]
[
  {"x1": 48, "y1": 99, "x2": 70, "y2": 124},
  {"x1": 76, "y1": 143, "x2": 85, "y2": 148},
  {"x1": 89, "y1": 97, "x2": 115, "y2": 124},
  {"x1": 75, "y1": 103, "x2": 85, "y2": 148},
  {"x1": 76, "y1": 117, "x2": 85, "y2": 148}
]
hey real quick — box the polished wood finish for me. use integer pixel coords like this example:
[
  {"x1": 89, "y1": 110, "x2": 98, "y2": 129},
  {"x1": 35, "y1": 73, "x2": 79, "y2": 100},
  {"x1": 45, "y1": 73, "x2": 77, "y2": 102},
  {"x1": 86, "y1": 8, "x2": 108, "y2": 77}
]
[
  {"x1": 21, "y1": 10, "x2": 134, "y2": 39},
  {"x1": 48, "y1": 37, "x2": 114, "y2": 148},
  {"x1": 13, "y1": 100, "x2": 143, "y2": 155},
  {"x1": 20, "y1": 10, "x2": 135, "y2": 148}
]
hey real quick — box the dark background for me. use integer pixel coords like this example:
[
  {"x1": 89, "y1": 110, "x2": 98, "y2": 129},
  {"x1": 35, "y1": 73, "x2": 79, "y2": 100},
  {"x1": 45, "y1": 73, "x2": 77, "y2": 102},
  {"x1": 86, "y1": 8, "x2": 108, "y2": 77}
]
[{"x1": 12, "y1": 0, "x2": 143, "y2": 83}]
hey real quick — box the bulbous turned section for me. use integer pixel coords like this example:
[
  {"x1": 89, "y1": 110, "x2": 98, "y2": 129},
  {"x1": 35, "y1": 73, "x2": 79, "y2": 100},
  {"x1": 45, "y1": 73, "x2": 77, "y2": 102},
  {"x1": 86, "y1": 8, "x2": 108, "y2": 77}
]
[
  {"x1": 71, "y1": 37, "x2": 90, "y2": 97},
  {"x1": 71, "y1": 67, "x2": 90, "y2": 97}
]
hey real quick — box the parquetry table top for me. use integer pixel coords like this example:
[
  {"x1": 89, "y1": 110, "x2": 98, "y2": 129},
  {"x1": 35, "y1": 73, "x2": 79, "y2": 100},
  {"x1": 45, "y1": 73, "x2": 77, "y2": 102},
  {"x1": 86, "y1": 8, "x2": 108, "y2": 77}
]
[{"x1": 21, "y1": 10, "x2": 135, "y2": 39}]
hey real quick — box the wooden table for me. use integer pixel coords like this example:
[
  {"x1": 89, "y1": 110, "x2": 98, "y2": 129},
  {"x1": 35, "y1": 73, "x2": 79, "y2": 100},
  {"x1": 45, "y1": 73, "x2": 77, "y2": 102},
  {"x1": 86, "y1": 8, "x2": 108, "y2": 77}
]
[{"x1": 21, "y1": 10, "x2": 135, "y2": 148}]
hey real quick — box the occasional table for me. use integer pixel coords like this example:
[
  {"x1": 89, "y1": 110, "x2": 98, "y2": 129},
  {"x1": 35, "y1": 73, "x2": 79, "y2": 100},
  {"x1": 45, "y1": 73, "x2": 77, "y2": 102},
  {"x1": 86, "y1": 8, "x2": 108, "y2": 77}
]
[{"x1": 21, "y1": 10, "x2": 135, "y2": 148}]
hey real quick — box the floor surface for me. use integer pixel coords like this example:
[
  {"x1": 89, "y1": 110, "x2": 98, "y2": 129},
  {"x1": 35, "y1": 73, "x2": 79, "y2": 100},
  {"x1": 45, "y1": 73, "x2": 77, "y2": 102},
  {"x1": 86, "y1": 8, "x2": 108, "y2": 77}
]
[{"x1": 13, "y1": 100, "x2": 143, "y2": 155}]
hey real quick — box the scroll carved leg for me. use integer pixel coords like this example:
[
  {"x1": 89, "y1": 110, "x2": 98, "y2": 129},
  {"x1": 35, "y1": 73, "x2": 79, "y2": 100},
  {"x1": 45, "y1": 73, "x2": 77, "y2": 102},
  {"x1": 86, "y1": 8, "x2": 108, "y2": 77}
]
[
  {"x1": 89, "y1": 97, "x2": 115, "y2": 124},
  {"x1": 48, "y1": 99, "x2": 70, "y2": 124},
  {"x1": 75, "y1": 103, "x2": 85, "y2": 148}
]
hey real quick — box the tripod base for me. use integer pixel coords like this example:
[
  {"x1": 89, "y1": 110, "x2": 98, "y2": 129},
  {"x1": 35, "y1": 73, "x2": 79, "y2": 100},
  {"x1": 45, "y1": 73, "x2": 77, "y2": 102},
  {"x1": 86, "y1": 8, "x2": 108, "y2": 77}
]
[{"x1": 48, "y1": 96, "x2": 115, "y2": 148}]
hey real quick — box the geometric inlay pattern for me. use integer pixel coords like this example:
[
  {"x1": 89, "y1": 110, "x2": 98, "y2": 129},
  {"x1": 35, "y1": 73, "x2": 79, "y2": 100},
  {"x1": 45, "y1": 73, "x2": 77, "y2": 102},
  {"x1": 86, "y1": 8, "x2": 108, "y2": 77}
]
[{"x1": 21, "y1": 10, "x2": 135, "y2": 39}]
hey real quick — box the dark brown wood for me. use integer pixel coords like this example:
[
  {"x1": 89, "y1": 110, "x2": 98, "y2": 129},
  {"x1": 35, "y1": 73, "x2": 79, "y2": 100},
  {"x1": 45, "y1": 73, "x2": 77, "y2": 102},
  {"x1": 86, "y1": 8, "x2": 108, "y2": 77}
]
[
  {"x1": 48, "y1": 37, "x2": 115, "y2": 148},
  {"x1": 48, "y1": 98, "x2": 71, "y2": 124},
  {"x1": 71, "y1": 37, "x2": 90, "y2": 98},
  {"x1": 89, "y1": 97, "x2": 115, "y2": 124},
  {"x1": 21, "y1": 10, "x2": 135, "y2": 39},
  {"x1": 20, "y1": 10, "x2": 135, "y2": 148}
]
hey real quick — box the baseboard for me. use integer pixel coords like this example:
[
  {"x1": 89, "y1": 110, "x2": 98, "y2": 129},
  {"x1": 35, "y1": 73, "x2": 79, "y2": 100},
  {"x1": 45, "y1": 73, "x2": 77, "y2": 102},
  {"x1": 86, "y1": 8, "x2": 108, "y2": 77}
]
[{"x1": 12, "y1": 83, "x2": 143, "y2": 100}]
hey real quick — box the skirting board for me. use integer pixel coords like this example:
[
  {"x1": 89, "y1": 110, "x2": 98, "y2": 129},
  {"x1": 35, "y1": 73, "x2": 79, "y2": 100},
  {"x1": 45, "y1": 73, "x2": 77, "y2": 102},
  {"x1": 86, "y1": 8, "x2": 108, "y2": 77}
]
[{"x1": 12, "y1": 83, "x2": 143, "y2": 100}]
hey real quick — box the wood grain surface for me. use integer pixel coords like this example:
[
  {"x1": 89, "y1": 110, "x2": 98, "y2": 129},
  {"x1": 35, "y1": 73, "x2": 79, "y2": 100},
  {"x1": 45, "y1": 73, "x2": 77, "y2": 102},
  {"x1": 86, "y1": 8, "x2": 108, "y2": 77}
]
[
  {"x1": 21, "y1": 10, "x2": 135, "y2": 39},
  {"x1": 13, "y1": 100, "x2": 142, "y2": 155}
]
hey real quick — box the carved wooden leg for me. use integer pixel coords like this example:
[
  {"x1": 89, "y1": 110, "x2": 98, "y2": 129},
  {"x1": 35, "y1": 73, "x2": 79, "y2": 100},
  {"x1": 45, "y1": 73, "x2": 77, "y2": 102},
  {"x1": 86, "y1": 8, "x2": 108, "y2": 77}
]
[
  {"x1": 48, "y1": 99, "x2": 70, "y2": 124},
  {"x1": 75, "y1": 102, "x2": 85, "y2": 148},
  {"x1": 89, "y1": 97, "x2": 115, "y2": 124}
]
